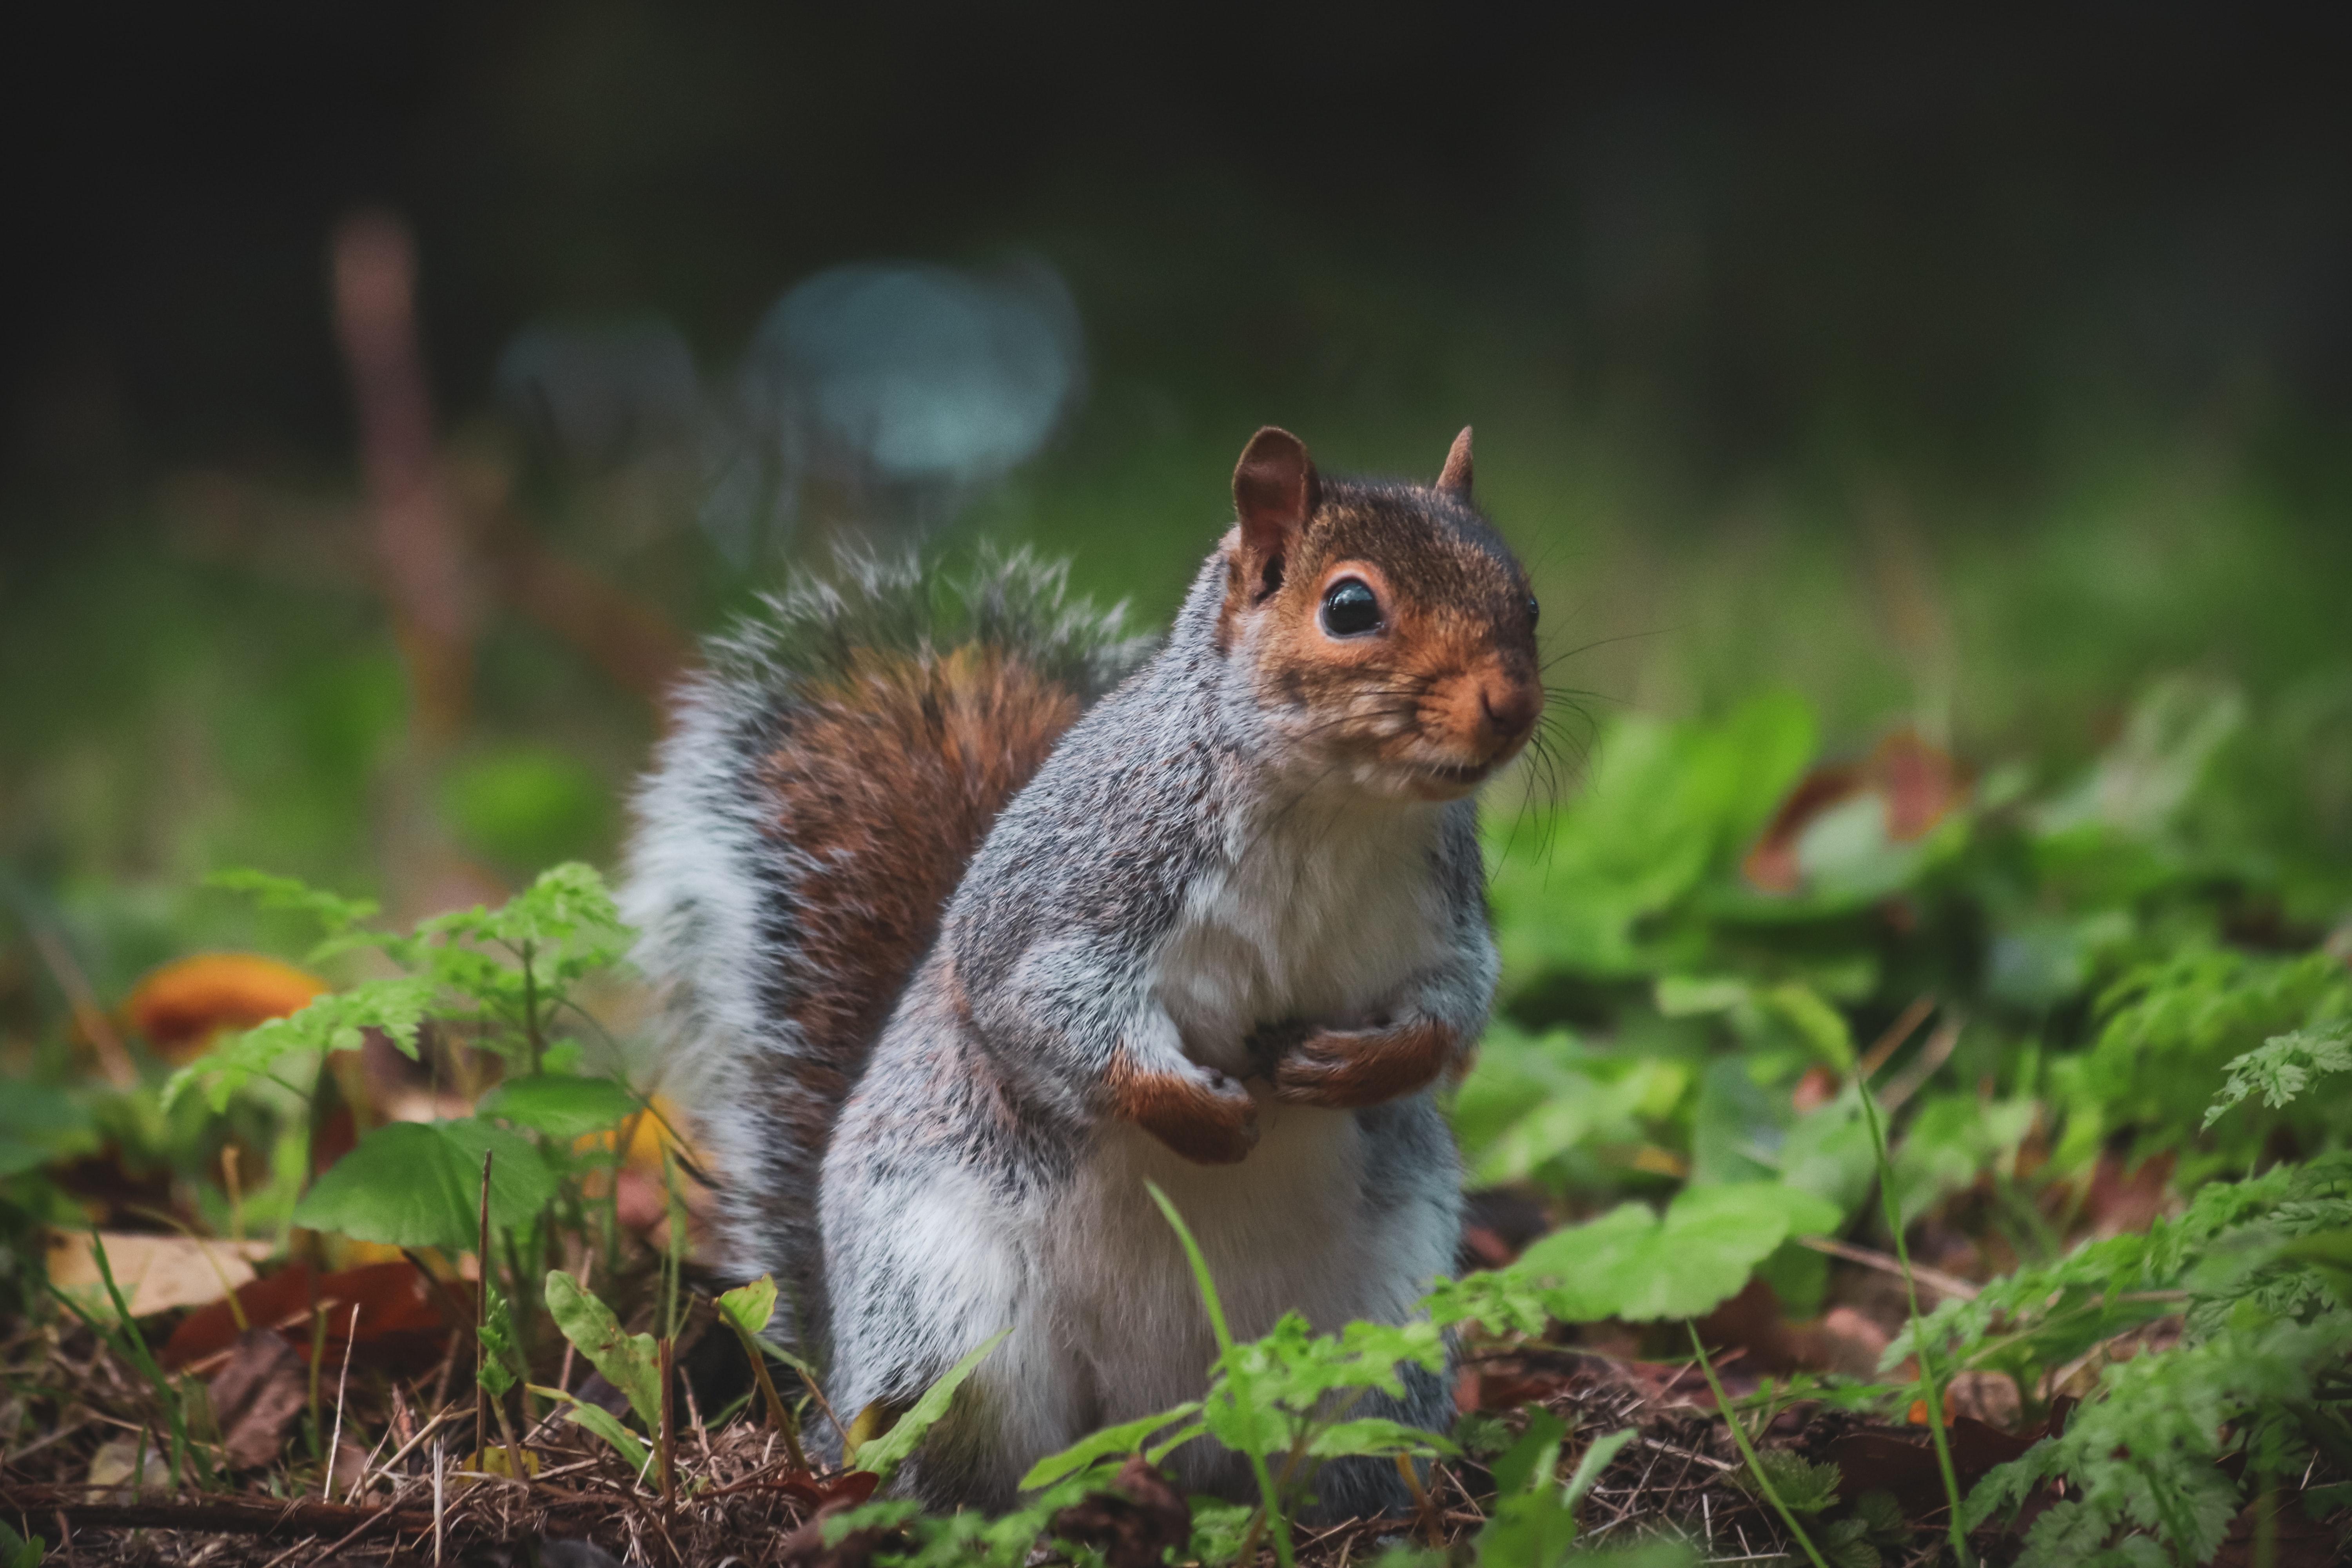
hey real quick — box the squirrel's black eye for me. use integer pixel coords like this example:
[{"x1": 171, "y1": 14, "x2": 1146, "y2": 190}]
[
  {"x1": 1527, "y1": 595, "x2": 1541, "y2": 629},
  {"x1": 1319, "y1": 577, "x2": 1383, "y2": 637}
]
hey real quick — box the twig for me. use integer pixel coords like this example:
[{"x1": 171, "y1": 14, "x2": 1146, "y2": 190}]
[
  {"x1": 1798, "y1": 1236, "x2": 1980, "y2": 1301},
  {"x1": 432, "y1": 1438, "x2": 446, "y2": 1567},
  {"x1": 1881, "y1": 1014, "x2": 1966, "y2": 1112},
  {"x1": 255, "y1": 1533, "x2": 320, "y2": 1568},
  {"x1": 312, "y1": 1483, "x2": 422, "y2": 1561},
  {"x1": 1858, "y1": 994, "x2": 1936, "y2": 1082},
  {"x1": 366, "y1": 1405, "x2": 460, "y2": 1491},
  {"x1": 327, "y1": 1302, "x2": 361, "y2": 1499},
  {"x1": 1641, "y1": 1437, "x2": 1737, "y2": 1472},
  {"x1": 16, "y1": 1498, "x2": 433, "y2": 1540}
]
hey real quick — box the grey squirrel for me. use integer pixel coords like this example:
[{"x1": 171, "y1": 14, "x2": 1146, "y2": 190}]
[{"x1": 622, "y1": 426, "x2": 1542, "y2": 1515}]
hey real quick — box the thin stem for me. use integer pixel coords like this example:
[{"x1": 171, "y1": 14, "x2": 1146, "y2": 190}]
[
  {"x1": 1687, "y1": 1324, "x2": 1831, "y2": 1568},
  {"x1": 1147, "y1": 1181, "x2": 1295, "y2": 1568},
  {"x1": 1855, "y1": 1069, "x2": 1973, "y2": 1566},
  {"x1": 519, "y1": 940, "x2": 542, "y2": 1077},
  {"x1": 475, "y1": 1147, "x2": 494, "y2": 1459}
]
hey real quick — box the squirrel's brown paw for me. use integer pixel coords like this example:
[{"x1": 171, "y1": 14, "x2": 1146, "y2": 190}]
[
  {"x1": 1108, "y1": 1054, "x2": 1260, "y2": 1164},
  {"x1": 1272, "y1": 1019, "x2": 1458, "y2": 1109}
]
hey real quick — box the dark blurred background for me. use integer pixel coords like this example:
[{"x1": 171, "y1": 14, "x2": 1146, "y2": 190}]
[{"x1": 5, "y1": 2, "x2": 2350, "y2": 985}]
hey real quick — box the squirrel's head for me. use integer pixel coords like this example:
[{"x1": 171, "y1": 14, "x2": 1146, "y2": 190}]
[{"x1": 1218, "y1": 425, "x2": 1542, "y2": 803}]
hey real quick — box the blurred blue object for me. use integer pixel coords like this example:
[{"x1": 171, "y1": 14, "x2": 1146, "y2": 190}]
[
  {"x1": 497, "y1": 259, "x2": 1083, "y2": 564},
  {"x1": 747, "y1": 256, "x2": 1082, "y2": 485}
]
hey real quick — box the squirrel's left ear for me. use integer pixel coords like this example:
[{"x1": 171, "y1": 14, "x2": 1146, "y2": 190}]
[
  {"x1": 1436, "y1": 426, "x2": 1474, "y2": 497},
  {"x1": 1232, "y1": 427, "x2": 1319, "y2": 594}
]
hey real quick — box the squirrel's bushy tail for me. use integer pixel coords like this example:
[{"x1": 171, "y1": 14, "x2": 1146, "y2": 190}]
[{"x1": 621, "y1": 550, "x2": 1146, "y2": 1351}]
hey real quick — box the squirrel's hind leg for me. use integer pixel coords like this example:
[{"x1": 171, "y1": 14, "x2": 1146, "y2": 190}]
[{"x1": 821, "y1": 1050, "x2": 1093, "y2": 1512}]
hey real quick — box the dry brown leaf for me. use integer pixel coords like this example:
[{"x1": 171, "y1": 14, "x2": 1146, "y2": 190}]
[
  {"x1": 207, "y1": 1327, "x2": 307, "y2": 1468},
  {"x1": 162, "y1": 1259, "x2": 463, "y2": 1374},
  {"x1": 1744, "y1": 730, "x2": 1967, "y2": 894},
  {"x1": 1050, "y1": 1456, "x2": 1192, "y2": 1568}
]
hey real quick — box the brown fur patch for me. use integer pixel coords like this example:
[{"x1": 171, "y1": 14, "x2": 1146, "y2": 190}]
[
  {"x1": 759, "y1": 648, "x2": 1082, "y2": 1148},
  {"x1": 1250, "y1": 544, "x2": 1541, "y2": 788},
  {"x1": 1105, "y1": 1050, "x2": 1260, "y2": 1164},
  {"x1": 1271, "y1": 1018, "x2": 1461, "y2": 1110}
]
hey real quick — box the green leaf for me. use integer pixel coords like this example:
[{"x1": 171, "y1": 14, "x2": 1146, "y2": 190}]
[
  {"x1": 165, "y1": 977, "x2": 436, "y2": 1113},
  {"x1": 1475, "y1": 1485, "x2": 1581, "y2": 1568},
  {"x1": 1561, "y1": 1427, "x2": 1637, "y2": 1512},
  {"x1": 544, "y1": 1270, "x2": 664, "y2": 1431},
  {"x1": 2207, "y1": 1023, "x2": 2352, "y2": 1128},
  {"x1": 1514, "y1": 1183, "x2": 1840, "y2": 1323},
  {"x1": 1735, "y1": 1449, "x2": 1840, "y2": 1514},
  {"x1": 1760, "y1": 983, "x2": 1855, "y2": 1072},
  {"x1": 1491, "y1": 1409, "x2": 1567, "y2": 1496},
  {"x1": 1655, "y1": 976, "x2": 1751, "y2": 1016},
  {"x1": 714, "y1": 1274, "x2": 778, "y2": 1339},
  {"x1": 207, "y1": 868, "x2": 381, "y2": 935},
  {"x1": 1890, "y1": 1094, "x2": 2038, "y2": 1225},
  {"x1": 530, "y1": 1385, "x2": 651, "y2": 1475},
  {"x1": 1019, "y1": 1401, "x2": 1202, "y2": 1490},
  {"x1": 478, "y1": 1281, "x2": 521, "y2": 1400},
  {"x1": 853, "y1": 1327, "x2": 1010, "y2": 1482},
  {"x1": 1474, "y1": 1425, "x2": 1631, "y2": 1568},
  {"x1": 1304, "y1": 1417, "x2": 1457, "y2": 1460},
  {"x1": 290, "y1": 1118, "x2": 554, "y2": 1250},
  {"x1": 477, "y1": 1074, "x2": 641, "y2": 1139},
  {"x1": 0, "y1": 1517, "x2": 47, "y2": 1568}
]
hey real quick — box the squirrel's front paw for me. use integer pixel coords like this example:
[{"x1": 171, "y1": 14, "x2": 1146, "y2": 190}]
[
  {"x1": 1272, "y1": 1019, "x2": 1458, "y2": 1110},
  {"x1": 1108, "y1": 1055, "x2": 1260, "y2": 1165}
]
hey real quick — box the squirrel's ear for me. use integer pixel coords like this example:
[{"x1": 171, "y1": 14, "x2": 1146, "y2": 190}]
[
  {"x1": 1232, "y1": 427, "x2": 1319, "y2": 579},
  {"x1": 1436, "y1": 426, "x2": 1474, "y2": 497}
]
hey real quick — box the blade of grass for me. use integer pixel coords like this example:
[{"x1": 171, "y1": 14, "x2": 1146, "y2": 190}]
[
  {"x1": 1687, "y1": 1324, "x2": 1831, "y2": 1568},
  {"x1": 84, "y1": 1232, "x2": 216, "y2": 1490},
  {"x1": 1855, "y1": 1053, "x2": 1973, "y2": 1566},
  {"x1": 1146, "y1": 1180, "x2": 1295, "y2": 1568}
]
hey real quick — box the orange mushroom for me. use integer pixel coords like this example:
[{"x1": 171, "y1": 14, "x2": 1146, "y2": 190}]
[{"x1": 125, "y1": 954, "x2": 330, "y2": 1062}]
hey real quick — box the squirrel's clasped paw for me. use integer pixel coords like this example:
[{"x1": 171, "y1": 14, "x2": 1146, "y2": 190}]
[
  {"x1": 1110, "y1": 1056, "x2": 1261, "y2": 1164},
  {"x1": 1270, "y1": 1019, "x2": 1457, "y2": 1111}
]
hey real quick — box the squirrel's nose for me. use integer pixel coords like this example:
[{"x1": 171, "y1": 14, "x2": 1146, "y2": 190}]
[{"x1": 1477, "y1": 679, "x2": 1542, "y2": 750}]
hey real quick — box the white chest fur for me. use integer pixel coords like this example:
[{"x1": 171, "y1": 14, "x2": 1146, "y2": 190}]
[
  {"x1": 1023, "y1": 789, "x2": 1460, "y2": 1488},
  {"x1": 1152, "y1": 789, "x2": 1451, "y2": 1076}
]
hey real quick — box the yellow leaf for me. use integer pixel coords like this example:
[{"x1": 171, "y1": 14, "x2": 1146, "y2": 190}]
[{"x1": 47, "y1": 1230, "x2": 274, "y2": 1318}]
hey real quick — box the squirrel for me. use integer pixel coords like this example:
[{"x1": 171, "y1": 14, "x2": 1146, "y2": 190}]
[{"x1": 621, "y1": 425, "x2": 1542, "y2": 1516}]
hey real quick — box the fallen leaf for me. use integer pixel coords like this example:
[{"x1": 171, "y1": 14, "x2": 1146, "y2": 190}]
[
  {"x1": 779, "y1": 1496, "x2": 899, "y2": 1568},
  {"x1": 1746, "y1": 766, "x2": 1867, "y2": 894},
  {"x1": 1947, "y1": 1370, "x2": 2022, "y2": 1429},
  {"x1": 773, "y1": 1469, "x2": 882, "y2": 1512},
  {"x1": 162, "y1": 1261, "x2": 463, "y2": 1373},
  {"x1": 1830, "y1": 1416, "x2": 2037, "y2": 1514},
  {"x1": 1699, "y1": 1278, "x2": 1889, "y2": 1377},
  {"x1": 208, "y1": 1328, "x2": 307, "y2": 1468},
  {"x1": 1050, "y1": 1456, "x2": 1192, "y2": 1568},
  {"x1": 126, "y1": 953, "x2": 328, "y2": 1062},
  {"x1": 46, "y1": 1230, "x2": 272, "y2": 1318},
  {"x1": 2211, "y1": 1493, "x2": 2341, "y2": 1568},
  {"x1": 1744, "y1": 731, "x2": 1965, "y2": 895},
  {"x1": 85, "y1": 1434, "x2": 175, "y2": 1496}
]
